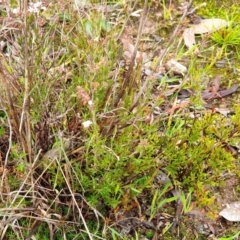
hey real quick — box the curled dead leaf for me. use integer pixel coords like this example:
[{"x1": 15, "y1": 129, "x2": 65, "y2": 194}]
[
  {"x1": 183, "y1": 28, "x2": 196, "y2": 48},
  {"x1": 166, "y1": 59, "x2": 187, "y2": 75},
  {"x1": 219, "y1": 201, "x2": 240, "y2": 222},
  {"x1": 190, "y1": 19, "x2": 229, "y2": 34},
  {"x1": 183, "y1": 18, "x2": 229, "y2": 48},
  {"x1": 202, "y1": 84, "x2": 239, "y2": 100}
]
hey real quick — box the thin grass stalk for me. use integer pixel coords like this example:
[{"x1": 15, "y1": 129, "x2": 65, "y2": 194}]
[
  {"x1": 153, "y1": 0, "x2": 194, "y2": 70},
  {"x1": 114, "y1": 0, "x2": 149, "y2": 107},
  {"x1": 19, "y1": 0, "x2": 32, "y2": 163},
  {"x1": 55, "y1": 156, "x2": 95, "y2": 240},
  {"x1": 0, "y1": 110, "x2": 12, "y2": 203}
]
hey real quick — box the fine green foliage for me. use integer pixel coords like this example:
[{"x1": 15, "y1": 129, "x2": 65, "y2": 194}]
[
  {"x1": 211, "y1": 23, "x2": 240, "y2": 48},
  {"x1": 0, "y1": 0, "x2": 239, "y2": 239},
  {"x1": 217, "y1": 231, "x2": 240, "y2": 240},
  {"x1": 160, "y1": 112, "x2": 237, "y2": 205},
  {"x1": 149, "y1": 182, "x2": 179, "y2": 221}
]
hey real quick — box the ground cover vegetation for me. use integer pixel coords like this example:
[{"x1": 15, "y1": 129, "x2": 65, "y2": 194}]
[{"x1": 0, "y1": 0, "x2": 239, "y2": 239}]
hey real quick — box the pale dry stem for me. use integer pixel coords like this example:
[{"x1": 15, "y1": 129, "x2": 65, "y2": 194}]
[
  {"x1": 154, "y1": 0, "x2": 194, "y2": 70},
  {"x1": 114, "y1": 0, "x2": 149, "y2": 107},
  {"x1": 55, "y1": 155, "x2": 97, "y2": 240}
]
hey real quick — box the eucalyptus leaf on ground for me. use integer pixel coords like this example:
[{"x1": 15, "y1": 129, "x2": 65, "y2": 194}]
[
  {"x1": 183, "y1": 18, "x2": 229, "y2": 48},
  {"x1": 219, "y1": 201, "x2": 240, "y2": 222},
  {"x1": 189, "y1": 19, "x2": 229, "y2": 34}
]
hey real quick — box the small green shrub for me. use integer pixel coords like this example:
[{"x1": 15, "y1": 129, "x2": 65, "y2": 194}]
[{"x1": 159, "y1": 111, "x2": 238, "y2": 205}]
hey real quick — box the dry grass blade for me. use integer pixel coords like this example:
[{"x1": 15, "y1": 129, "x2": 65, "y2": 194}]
[
  {"x1": 0, "y1": 55, "x2": 22, "y2": 141},
  {"x1": 54, "y1": 157, "x2": 97, "y2": 240},
  {"x1": 19, "y1": 0, "x2": 32, "y2": 163},
  {"x1": 114, "y1": 0, "x2": 149, "y2": 107},
  {"x1": 154, "y1": 0, "x2": 194, "y2": 69},
  {"x1": 202, "y1": 84, "x2": 239, "y2": 100},
  {"x1": 0, "y1": 109, "x2": 12, "y2": 202}
]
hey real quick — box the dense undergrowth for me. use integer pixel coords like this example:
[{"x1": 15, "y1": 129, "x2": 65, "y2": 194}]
[{"x1": 0, "y1": 0, "x2": 239, "y2": 239}]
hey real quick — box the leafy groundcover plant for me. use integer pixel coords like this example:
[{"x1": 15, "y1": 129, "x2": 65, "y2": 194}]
[{"x1": 0, "y1": 0, "x2": 239, "y2": 239}]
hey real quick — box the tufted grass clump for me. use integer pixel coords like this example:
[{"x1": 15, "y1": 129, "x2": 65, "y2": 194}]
[{"x1": 211, "y1": 23, "x2": 240, "y2": 48}]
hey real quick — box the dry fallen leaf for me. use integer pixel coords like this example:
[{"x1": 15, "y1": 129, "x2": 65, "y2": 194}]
[
  {"x1": 203, "y1": 74, "x2": 222, "y2": 100},
  {"x1": 219, "y1": 201, "x2": 240, "y2": 222},
  {"x1": 168, "y1": 100, "x2": 190, "y2": 115},
  {"x1": 202, "y1": 84, "x2": 239, "y2": 100},
  {"x1": 211, "y1": 74, "x2": 221, "y2": 93},
  {"x1": 166, "y1": 59, "x2": 187, "y2": 75},
  {"x1": 183, "y1": 28, "x2": 196, "y2": 48},
  {"x1": 190, "y1": 19, "x2": 229, "y2": 34},
  {"x1": 121, "y1": 39, "x2": 149, "y2": 64},
  {"x1": 215, "y1": 107, "x2": 233, "y2": 117},
  {"x1": 183, "y1": 18, "x2": 229, "y2": 48}
]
